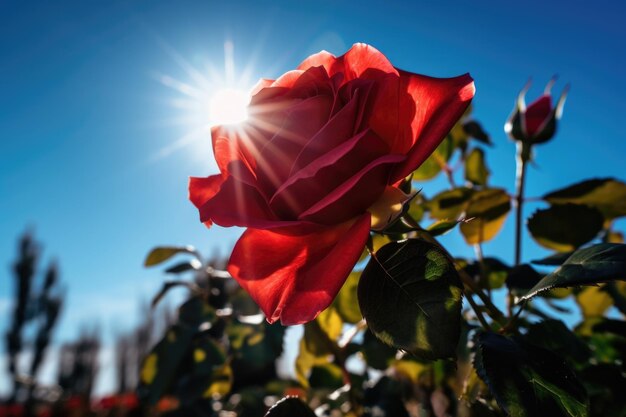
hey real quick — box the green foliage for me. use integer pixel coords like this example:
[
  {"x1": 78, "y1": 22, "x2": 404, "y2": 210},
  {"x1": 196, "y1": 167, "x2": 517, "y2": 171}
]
[
  {"x1": 520, "y1": 244, "x2": 626, "y2": 301},
  {"x1": 460, "y1": 188, "x2": 511, "y2": 244},
  {"x1": 264, "y1": 396, "x2": 316, "y2": 416},
  {"x1": 527, "y1": 204, "x2": 604, "y2": 252},
  {"x1": 358, "y1": 239, "x2": 463, "y2": 360},
  {"x1": 473, "y1": 332, "x2": 588, "y2": 417},
  {"x1": 465, "y1": 148, "x2": 491, "y2": 186},
  {"x1": 144, "y1": 246, "x2": 199, "y2": 266},
  {"x1": 543, "y1": 178, "x2": 626, "y2": 219}
]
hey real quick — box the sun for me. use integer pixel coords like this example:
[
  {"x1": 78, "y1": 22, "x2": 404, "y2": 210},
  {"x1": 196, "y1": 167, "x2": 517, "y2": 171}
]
[
  {"x1": 208, "y1": 87, "x2": 250, "y2": 126},
  {"x1": 151, "y1": 40, "x2": 256, "y2": 162}
]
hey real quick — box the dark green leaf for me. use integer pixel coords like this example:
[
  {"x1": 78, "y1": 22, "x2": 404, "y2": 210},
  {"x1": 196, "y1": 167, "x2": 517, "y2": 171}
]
[
  {"x1": 460, "y1": 188, "x2": 511, "y2": 244},
  {"x1": 473, "y1": 332, "x2": 588, "y2": 417},
  {"x1": 358, "y1": 239, "x2": 463, "y2": 360},
  {"x1": 520, "y1": 244, "x2": 626, "y2": 301},
  {"x1": 144, "y1": 246, "x2": 198, "y2": 267},
  {"x1": 523, "y1": 320, "x2": 591, "y2": 364},
  {"x1": 152, "y1": 281, "x2": 199, "y2": 309},
  {"x1": 527, "y1": 204, "x2": 604, "y2": 252},
  {"x1": 506, "y1": 264, "x2": 543, "y2": 298},
  {"x1": 265, "y1": 396, "x2": 316, "y2": 417},
  {"x1": 362, "y1": 376, "x2": 411, "y2": 417},
  {"x1": 465, "y1": 148, "x2": 490, "y2": 185},
  {"x1": 361, "y1": 330, "x2": 397, "y2": 370},
  {"x1": 531, "y1": 251, "x2": 575, "y2": 266},
  {"x1": 309, "y1": 363, "x2": 343, "y2": 389},
  {"x1": 178, "y1": 295, "x2": 216, "y2": 327},
  {"x1": 543, "y1": 178, "x2": 626, "y2": 219},
  {"x1": 578, "y1": 364, "x2": 626, "y2": 417},
  {"x1": 137, "y1": 324, "x2": 195, "y2": 405},
  {"x1": 427, "y1": 187, "x2": 474, "y2": 220},
  {"x1": 603, "y1": 281, "x2": 626, "y2": 315},
  {"x1": 165, "y1": 260, "x2": 201, "y2": 274},
  {"x1": 463, "y1": 120, "x2": 492, "y2": 145},
  {"x1": 426, "y1": 219, "x2": 462, "y2": 236}
]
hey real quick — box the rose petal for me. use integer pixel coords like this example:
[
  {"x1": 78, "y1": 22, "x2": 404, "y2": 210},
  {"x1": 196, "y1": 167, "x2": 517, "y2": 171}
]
[
  {"x1": 289, "y1": 79, "x2": 376, "y2": 174},
  {"x1": 228, "y1": 213, "x2": 371, "y2": 324},
  {"x1": 270, "y1": 129, "x2": 389, "y2": 218},
  {"x1": 298, "y1": 153, "x2": 405, "y2": 224},
  {"x1": 298, "y1": 43, "x2": 397, "y2": 81},
  {"x1": 188, "y1": 175, "x2": 224, "y2": 227},
  {"x1": 524, "y1": 95, "x2": 552, "y2": 137},
  {"x1": 250, "y1": 78, "x2": 274, "y2": 96},
  {"x1": 255, "y1": 94, "x2": 333, "y2": 192},
  {"x1": 198, "y1": 175, "x2": 285, "y2": 229},
  {"x1": 390, "y1": 71, "x2": 475, "y2": 182},
  {"x1": 211, "y1": 127, "x2": 256, "y2": 183}
]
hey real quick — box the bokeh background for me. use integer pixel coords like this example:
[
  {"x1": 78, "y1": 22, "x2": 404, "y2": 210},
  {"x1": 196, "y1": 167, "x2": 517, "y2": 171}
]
[{"x1": 2, "y1": 0, "x2": 625, "y2": 397}]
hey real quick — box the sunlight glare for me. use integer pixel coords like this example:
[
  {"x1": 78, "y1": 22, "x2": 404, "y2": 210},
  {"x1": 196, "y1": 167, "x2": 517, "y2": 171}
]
[{"x1": 208, "y1": 88, "x2": 250, "y2": 126}]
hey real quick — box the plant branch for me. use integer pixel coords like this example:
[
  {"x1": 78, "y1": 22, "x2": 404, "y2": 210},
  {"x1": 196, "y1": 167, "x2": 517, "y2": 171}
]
[{"x1": 465, "y1": 293, "x2": 491, "y2": 331}]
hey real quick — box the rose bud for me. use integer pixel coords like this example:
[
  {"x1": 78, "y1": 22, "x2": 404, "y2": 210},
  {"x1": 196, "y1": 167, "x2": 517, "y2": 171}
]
[
  {"x1": 504, "y1": 77, "x2": 569, "y2": 145},
  {"x1": 190, "y1": 43, "x2": 474, "y2": 325}
]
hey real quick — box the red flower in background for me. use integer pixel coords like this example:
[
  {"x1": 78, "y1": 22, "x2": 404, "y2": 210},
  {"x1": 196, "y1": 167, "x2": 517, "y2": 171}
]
[
  {"x1": 190, "y1": 43, "x2": 474, "y2": 325},
  {"x1": 505, "y1": 77, "x2": 569, "y2": 144}
]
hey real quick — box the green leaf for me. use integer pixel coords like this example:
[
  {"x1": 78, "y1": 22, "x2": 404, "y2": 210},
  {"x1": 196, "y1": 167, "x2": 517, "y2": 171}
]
[
  {"x1": 531, "y1": 252, "x2": 575, "y2": 266},
  {"x1": 426, "y1": 219, "x2": 462, "y2": 236},
  {"x1": 165, "y1": 259, "x2": 201, "y2": 274},
  {"x1": 519, "y1": 244, "x2": 626, "y2": 301},
  {"x1": 361, "y1": 330, "x2": 397, "y2": 370},
  {"x1": 333, "y1": 272, "x2": 362, "y2": 324},
  {"x1": 465, "y1": 148, "x2": 490, "y2": 185},
  {"x1": 427, "y1": 187, "x2": 474, "y2": 220},
  {"x1": 176, "y1": 337, "x2": 228, "y2": 404},
  {"x1": 543, "y1": 178, "x2": 626, "y2": 219},
  {"x1": 265, "y1": 396, "x2": 316, "y2": 417},
  {"x1": 523, "y1": 320, "x2": 591, "y2": 364},
  {"x1": 144, "y1": 246, "x2": 197, "y2": 267},
  {"x1": 527, "y1": 204, "x2": 604, "y2": 252},
  {"x1": 308, "y1": 363, "x2": 343, "y2": 389},
  {"x1": 505, "y1": 264, "x2": 543, "y2": 298},
  {"x1": 473, "y1": 332, "x2": 588, "y2": 417},
  {"x1": 413, "y1": 135, "x2": 454, "y2": 181},
  {"x1": 357, "y1": 239, "x2": 463, "y2": 360},
  {"x1": 460, "y1": 188, "x2": 511, "y2": 244},
  {"x1": 151, "y1": 281, "x2": 199, "y2": 309},
  {"x1": 463, "y1": 120, "x2": 492, "y2": 145},
  {"x1": 603, "y1": 281, "x2": 626, "y2": 315},
  {"x1": 178, "y1": 296, "x2": 216, "y2": 327},
  {"x1": 137, "y1": 324, "x2": 195, "y2": 405}
]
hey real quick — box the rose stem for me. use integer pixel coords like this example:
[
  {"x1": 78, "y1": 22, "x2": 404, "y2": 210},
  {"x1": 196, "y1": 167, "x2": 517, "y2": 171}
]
[
  {"x1": 511, "y1": 141, "x2": 529, "y2": 317},
  {"x1": 473, "y1": 243, "x2": 490, "y2": 299}
]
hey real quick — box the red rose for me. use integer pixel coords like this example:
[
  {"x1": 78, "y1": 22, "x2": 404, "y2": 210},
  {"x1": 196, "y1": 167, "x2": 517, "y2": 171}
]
[
  {"x1": 505, "y1": 77, "x2": 569, "y2": 144},
  {"x1": 190, "y1": 44, "x2": 474, "y2": 325}
]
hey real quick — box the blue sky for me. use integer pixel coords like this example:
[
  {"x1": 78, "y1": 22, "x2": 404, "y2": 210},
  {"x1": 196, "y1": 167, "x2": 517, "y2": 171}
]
[{"x1": 1, "y1": 0, "x2": 625, "y2": 395}]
